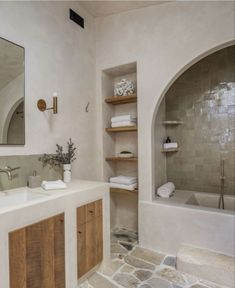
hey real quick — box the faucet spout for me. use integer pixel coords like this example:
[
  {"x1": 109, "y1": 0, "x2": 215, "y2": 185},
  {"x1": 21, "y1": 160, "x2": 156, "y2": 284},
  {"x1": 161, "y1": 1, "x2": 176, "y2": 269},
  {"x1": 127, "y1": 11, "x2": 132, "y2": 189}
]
[{"x1": 0, "y1": 166, "x2": 20, "y2": 181}]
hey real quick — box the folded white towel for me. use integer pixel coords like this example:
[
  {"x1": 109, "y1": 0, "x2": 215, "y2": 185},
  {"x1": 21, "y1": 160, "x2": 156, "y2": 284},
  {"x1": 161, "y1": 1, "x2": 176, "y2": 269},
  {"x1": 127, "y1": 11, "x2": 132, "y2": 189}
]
[
  {"x1": 41, "y1": 180, "x2": 67, "y2": 190},
  {"x1": 163, "y1": 142, "x2": 178, "y2": 149},
  {"x1": 110, "y1": 176, "x2": 138, "y2": 185},
  {"x1": 111, "y1": 115, "x2": 137, "y2": 123},
  {"x1": 110, "y1": 182, "x2": 138, "y2": 191},
  {"x1": 157, "y1": 182, "x2": 175, "y2": 198},
  {"x1": 111, "y1": 121, "x2": 136, "y2": 128}
]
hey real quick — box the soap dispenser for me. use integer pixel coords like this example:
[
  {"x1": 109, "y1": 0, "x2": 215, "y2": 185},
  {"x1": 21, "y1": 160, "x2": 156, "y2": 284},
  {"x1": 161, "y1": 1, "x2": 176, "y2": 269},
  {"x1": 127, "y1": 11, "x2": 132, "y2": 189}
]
[
  {"x1": 165, "y1": 136, "x2": 171, "y2": 143},
  {"x1": 28, "y1": 170, "x2": 42, "y2": 188}
]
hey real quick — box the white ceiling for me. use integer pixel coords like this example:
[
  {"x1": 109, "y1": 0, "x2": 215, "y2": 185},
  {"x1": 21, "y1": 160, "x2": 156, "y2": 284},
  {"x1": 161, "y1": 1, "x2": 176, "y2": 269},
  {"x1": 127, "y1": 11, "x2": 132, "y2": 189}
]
[{"x1": 79, "y1": 1, "x2": 170, "y2": 17}]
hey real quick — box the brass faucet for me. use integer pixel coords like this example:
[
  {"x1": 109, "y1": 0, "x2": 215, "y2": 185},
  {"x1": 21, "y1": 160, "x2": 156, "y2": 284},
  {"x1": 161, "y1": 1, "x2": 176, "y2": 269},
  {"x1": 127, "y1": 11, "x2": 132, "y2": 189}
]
[
  {"x1": 0, "y1": 166, "x2": 20, "y2": 180},
  {"x1": 218, "y1": 159, "x2": 225, "y2": 209}
]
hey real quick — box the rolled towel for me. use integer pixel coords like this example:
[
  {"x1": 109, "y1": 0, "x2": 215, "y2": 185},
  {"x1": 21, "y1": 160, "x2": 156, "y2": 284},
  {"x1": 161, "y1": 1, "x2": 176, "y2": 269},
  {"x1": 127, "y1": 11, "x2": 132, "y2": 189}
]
[
  {"x1": 111, "y1": 115, "x2": 137, "y2": 123},
  {"x1": 163, "y1": 142, "x2": 178, "y2": 149},
  {"x1": 41, "y1": 180, "x2": 67, "y2": 190},
  {"x1": 111, "y1": 121, "x2": 136, "y2": 128},
  {"x1": 157, "y1": 182, "x2": 175, "y2": 198},
  {"x1": 110, "y1": 175, "x2": 138, "y2": 185},
  {"x1": 110, "y1": 182, "x2": 138, "y2": 191}
]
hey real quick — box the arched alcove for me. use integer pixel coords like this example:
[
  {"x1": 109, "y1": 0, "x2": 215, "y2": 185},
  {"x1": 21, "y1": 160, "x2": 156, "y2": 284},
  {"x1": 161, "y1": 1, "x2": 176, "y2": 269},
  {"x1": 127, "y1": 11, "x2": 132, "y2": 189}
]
[
  {"x1": 152, "y1": 43, "x2": 235, "y2": 199},
  {"x1": 2, "y1": 98, "x2": 24, "y2": 145}
]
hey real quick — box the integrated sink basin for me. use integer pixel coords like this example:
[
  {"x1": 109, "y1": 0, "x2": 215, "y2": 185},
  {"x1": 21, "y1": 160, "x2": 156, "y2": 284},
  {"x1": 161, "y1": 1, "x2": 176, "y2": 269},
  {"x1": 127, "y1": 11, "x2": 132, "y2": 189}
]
[{"x1": 0, "y1": 190, "x2": 48, "y2": 209}]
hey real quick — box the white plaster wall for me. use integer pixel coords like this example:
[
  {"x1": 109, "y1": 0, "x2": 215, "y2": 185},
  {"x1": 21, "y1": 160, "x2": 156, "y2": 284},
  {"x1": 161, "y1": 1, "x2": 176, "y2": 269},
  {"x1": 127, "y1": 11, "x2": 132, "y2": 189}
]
[
  {"x1": 0, "y1": 74, "x2": 24, "y2": 142},
  {"x1": 0, "y1": 1, "x2": 98, "y2": 180},
  {"x1": 154, "y1": 98, "x2": 166, "y2": 192},
  {"x1": 95, "y1": 1, "x2": 235, "y2": 251},
  {"x1": 96, "y1": 0, "x2": 235, "y2": 200},
  {"x1": 139, "y1": 201, "x2": 235, "y2": 256}
]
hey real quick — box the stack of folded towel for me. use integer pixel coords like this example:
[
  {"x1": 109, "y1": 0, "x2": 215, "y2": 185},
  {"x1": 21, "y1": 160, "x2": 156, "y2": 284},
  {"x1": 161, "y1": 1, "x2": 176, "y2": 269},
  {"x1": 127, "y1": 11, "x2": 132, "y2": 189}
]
[
  {"x1": 111, "y1": 115, "x2": 137, "y2": 128},
  {"x1": 41, "y1": 180, "x2": 67, "y2": 190},
  {"x1": 156, "y1": 182, "x2": 175, "y2": 198},
  {"x1": 163, "y1": 142, "x2": 178, "y2": 150},
  {"x1": 110, "y1": 175, "x2": 138, "y2": 191}
]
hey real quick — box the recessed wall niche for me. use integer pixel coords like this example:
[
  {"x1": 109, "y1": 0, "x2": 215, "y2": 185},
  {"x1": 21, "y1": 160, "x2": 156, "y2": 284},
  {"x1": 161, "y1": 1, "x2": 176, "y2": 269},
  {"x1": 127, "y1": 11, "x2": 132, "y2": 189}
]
[{"x1": 101, "y1": 62, "x2": 138, "y2": 235}]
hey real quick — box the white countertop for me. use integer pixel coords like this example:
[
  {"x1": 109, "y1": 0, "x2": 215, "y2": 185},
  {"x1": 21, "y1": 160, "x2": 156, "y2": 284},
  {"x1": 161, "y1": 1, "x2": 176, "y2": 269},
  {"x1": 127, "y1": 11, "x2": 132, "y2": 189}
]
[{"x1": 0, "y1": 179, "x2": 110, "y2": 214}]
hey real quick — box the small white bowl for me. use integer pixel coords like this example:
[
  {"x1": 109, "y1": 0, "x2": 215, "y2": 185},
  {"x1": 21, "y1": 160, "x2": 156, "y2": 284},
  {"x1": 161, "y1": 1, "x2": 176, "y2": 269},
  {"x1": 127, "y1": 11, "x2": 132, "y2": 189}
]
[{"x1": 118, "y1": 153, "x2": 134, "y2": 158}]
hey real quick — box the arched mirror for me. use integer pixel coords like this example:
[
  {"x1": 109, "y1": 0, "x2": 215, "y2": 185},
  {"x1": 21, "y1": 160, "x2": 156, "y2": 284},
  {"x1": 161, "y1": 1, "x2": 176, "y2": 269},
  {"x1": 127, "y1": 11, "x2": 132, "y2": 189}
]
[{"x1": 0, "y1": 37, "x2": 25, "y2": 145}]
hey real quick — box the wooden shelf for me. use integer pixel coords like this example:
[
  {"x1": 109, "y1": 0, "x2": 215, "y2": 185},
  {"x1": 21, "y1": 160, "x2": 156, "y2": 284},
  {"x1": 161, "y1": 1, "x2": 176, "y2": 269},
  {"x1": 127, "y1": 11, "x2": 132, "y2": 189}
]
[
  {"x1": 161, "y1": 148, "x2": 179, "y2": 153},
  {"x1": 163, "y1": 121, "x2": 183, "y2": 125},
  {"x1": 110, "y1": 188, "x2": 138, "y2": 194},
  {"x1": 105, "y1": 94, "x2": 137, "y2": 105},
  {"x1": 106, "y1": 126, "x2": 137, "y2": 132},
  {"x1": 106, "y1": 157, "x2": 138, "y2": 162}
]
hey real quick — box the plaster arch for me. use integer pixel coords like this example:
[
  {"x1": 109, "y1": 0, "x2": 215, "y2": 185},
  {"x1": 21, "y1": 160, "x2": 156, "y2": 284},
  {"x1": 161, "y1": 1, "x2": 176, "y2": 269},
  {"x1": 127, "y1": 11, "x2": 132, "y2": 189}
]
[
  {"x1": 150, "y1": 40, "x2": 235, "y2": 200},
  {"x1": 2, "y1": 98, "x2": 24, "y2": 144}
]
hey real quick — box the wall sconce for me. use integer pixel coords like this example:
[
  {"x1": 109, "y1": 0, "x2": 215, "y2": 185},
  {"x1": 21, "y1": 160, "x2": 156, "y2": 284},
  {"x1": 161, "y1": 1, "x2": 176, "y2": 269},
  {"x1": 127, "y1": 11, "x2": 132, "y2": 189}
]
[{"x1": 37, "y1": 92, "x2": 58, "y2": 114}]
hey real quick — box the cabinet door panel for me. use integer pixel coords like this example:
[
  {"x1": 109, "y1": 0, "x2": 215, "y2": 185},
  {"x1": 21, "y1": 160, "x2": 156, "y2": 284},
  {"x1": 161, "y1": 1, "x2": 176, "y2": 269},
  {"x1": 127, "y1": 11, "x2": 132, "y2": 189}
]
[
  {"x1": 77, "y1": 224, "x2": 87, "y2": 278},
  {"x1": 54, "y1": 215, "x2": 66, "y2": 288},
  {"x1": 85, "y1": 219, "x2": 97, "y2": 271},
  {"x1": 9, "y1": 228, "x2": 27, "y2": 288},
  {"x1": 95, "y1": 200, "x2": 103, "y2": 217},
  {"x1": 9, "y1": 214, "x2": 65, "y2": 288},
  {"x1": 77, "y1": 200, "x2": 103, "y2": 279},
  {"x1": 96, "y1": 215, "x2": 103, "y2": 264},
  {"x1": 85, "y1": 202, "x2": 96, "y2": 222},
  {"x1": 26, "y1": 222, "x2": 42, "y2": 288},
  {"x1": 41, "y1": 217, "x2": 55, "y2": 288},
  {"x1": 77, "y1": 205, "x2": 86, "y2": 226}
]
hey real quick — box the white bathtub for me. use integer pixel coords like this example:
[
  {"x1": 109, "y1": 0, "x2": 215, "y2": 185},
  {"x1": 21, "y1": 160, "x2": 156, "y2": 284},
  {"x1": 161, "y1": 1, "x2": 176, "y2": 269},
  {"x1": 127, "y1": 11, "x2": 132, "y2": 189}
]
[
  {"x1": 156, "y1": 190, "x2": 235, "y2": 213},
  {"x1": 186, "y1": 191, "x2": 235, "y2": 211},
  {"x1": 139, "y1": 190, "x2": 235, "y2": 256}
]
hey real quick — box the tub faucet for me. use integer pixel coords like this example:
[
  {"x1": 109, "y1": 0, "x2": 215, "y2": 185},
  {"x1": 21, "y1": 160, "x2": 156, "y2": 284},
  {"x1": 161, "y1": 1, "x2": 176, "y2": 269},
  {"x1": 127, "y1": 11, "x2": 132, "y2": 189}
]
[
  {"x1": 0, "y1": 166, "x2": 20, "y2": 180},
  {"x1": 218, "y1": 159, "x2": 225, "y2": 210}
]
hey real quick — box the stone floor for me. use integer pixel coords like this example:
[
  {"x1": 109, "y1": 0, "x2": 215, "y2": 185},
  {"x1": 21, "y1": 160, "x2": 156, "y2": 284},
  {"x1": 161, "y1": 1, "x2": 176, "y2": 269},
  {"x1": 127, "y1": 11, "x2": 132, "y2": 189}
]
[{"x1": 79, "y1": 242, "x2": 226, "y2": 288}]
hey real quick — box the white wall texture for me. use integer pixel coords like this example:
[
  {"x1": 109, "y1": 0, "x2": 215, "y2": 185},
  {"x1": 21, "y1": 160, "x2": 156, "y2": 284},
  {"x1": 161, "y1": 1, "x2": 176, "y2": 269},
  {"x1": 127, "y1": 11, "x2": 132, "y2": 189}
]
[
  {"x1": 0, "y1": 1, "x2": 98, "y2": 180},
  {"x1": 95, "y1": 1, "x2": 235, "y2": 252}
]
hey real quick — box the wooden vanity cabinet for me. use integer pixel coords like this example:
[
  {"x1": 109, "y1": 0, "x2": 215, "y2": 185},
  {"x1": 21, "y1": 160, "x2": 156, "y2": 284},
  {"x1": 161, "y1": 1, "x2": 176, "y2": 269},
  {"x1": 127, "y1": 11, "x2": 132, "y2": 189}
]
[
  {"x1": 9, "y1": 214, "x2": 65, "y2": 288},
  {"x1": 77, "y1": 199, "x2": 103, "y2": 278}
]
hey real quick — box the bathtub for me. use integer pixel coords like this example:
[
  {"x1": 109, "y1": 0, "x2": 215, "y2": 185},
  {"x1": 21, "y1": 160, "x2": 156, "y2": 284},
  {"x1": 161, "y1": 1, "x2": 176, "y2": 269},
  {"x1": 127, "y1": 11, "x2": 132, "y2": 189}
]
[
  {"x1": 186, "y1": 191, "x2": 235, "y2": 211},
  {"x1": 139, "y1": 190, "x2": 235, "y2": 256},
  {"x1": 156, "y1": 190, "x2": 235, "y2": 212}
]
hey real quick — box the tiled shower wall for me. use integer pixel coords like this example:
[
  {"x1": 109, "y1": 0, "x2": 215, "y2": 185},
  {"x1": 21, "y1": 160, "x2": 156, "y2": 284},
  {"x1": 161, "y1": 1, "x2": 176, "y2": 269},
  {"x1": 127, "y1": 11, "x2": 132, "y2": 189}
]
[
  {"x1": 157, "y1": 45, "x2": 235, "y2": 195},
  {"x1": 0, "y1": 155, "x2": 62, "y2": 190}
]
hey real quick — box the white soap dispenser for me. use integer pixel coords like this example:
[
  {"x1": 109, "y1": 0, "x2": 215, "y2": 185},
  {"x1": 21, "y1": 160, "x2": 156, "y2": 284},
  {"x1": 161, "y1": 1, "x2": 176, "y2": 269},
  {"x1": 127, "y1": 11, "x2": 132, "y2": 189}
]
[{"x1": 28, "y1": 170, "x2": 42, "y2": 188}]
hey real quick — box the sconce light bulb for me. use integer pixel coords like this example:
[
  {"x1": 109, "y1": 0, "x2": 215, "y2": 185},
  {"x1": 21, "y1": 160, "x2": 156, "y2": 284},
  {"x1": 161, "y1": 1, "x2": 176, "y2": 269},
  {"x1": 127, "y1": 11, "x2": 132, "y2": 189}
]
[{"x1": 53, "y1": 92, "x2": 58, "y2": 97}]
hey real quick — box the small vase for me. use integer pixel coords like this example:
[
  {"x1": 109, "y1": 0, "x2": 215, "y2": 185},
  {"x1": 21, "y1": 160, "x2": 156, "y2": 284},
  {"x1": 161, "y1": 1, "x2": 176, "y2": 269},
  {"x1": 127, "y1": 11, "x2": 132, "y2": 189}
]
[{"x1": 63, "y1": 164, "x2": 71, "y2": 183}]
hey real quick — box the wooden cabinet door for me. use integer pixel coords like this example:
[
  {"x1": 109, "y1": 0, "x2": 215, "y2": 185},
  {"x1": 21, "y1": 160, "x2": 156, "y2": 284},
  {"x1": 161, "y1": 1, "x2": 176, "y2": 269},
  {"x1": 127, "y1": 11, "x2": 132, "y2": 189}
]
[
  {"x1": 96, "y1": 215, "x2": 103, "y2": 264},
  {"x1": 77, "y1": 224, "x2": 86, "y2": 278},
  {"x1": 85, "y1": 219, "x2": 97, "y2": 271},
  {"x1": 77, "y1": 200, "x2": 103, "y2": 279},
  {"x1": 9, "y1": 214, "x2": 65, "y2": 288}
]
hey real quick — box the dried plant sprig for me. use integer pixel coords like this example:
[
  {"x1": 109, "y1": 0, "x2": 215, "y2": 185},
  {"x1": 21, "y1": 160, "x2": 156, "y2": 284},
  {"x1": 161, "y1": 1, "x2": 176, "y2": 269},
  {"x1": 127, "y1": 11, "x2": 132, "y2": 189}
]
[{"x1": 39, "y1": 138, "x2": 77, "y2": 167}]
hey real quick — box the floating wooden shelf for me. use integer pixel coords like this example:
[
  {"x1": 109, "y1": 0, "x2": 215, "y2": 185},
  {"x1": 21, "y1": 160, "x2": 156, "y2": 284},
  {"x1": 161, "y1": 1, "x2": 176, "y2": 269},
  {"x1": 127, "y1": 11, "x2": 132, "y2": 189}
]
[
  {"x1": 106, "y1": 126, "x2": 138, "y2": 132},
  {"x1": 105, "y1": 94, "x2": 137, "y2": 105},
  {"x1": 163, "y1": 121, "x2": 183, "y2": 125},
  {"x1": 161, "y1": 148, "x2": 179, "y2": 153},
  {"x1": 106, "y1": 157, "x2": 138, "y2": 162},
  {"x1": 110, "y1": 188, "x2": 138, "y2": 194}
]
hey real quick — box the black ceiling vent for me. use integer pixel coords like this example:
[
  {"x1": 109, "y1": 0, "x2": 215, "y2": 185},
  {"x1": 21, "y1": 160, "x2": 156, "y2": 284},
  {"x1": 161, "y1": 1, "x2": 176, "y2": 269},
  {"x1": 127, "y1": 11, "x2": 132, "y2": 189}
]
[{"x1": 70, "y1": 9, "x2": 84, "y2": 29}]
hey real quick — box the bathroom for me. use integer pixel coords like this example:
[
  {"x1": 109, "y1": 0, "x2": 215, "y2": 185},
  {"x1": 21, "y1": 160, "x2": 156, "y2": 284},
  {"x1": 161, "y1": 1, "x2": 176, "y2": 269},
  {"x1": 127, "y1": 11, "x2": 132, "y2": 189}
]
[{"x1": 0, "y1": 1, "x2": 234, "y2": 288}]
